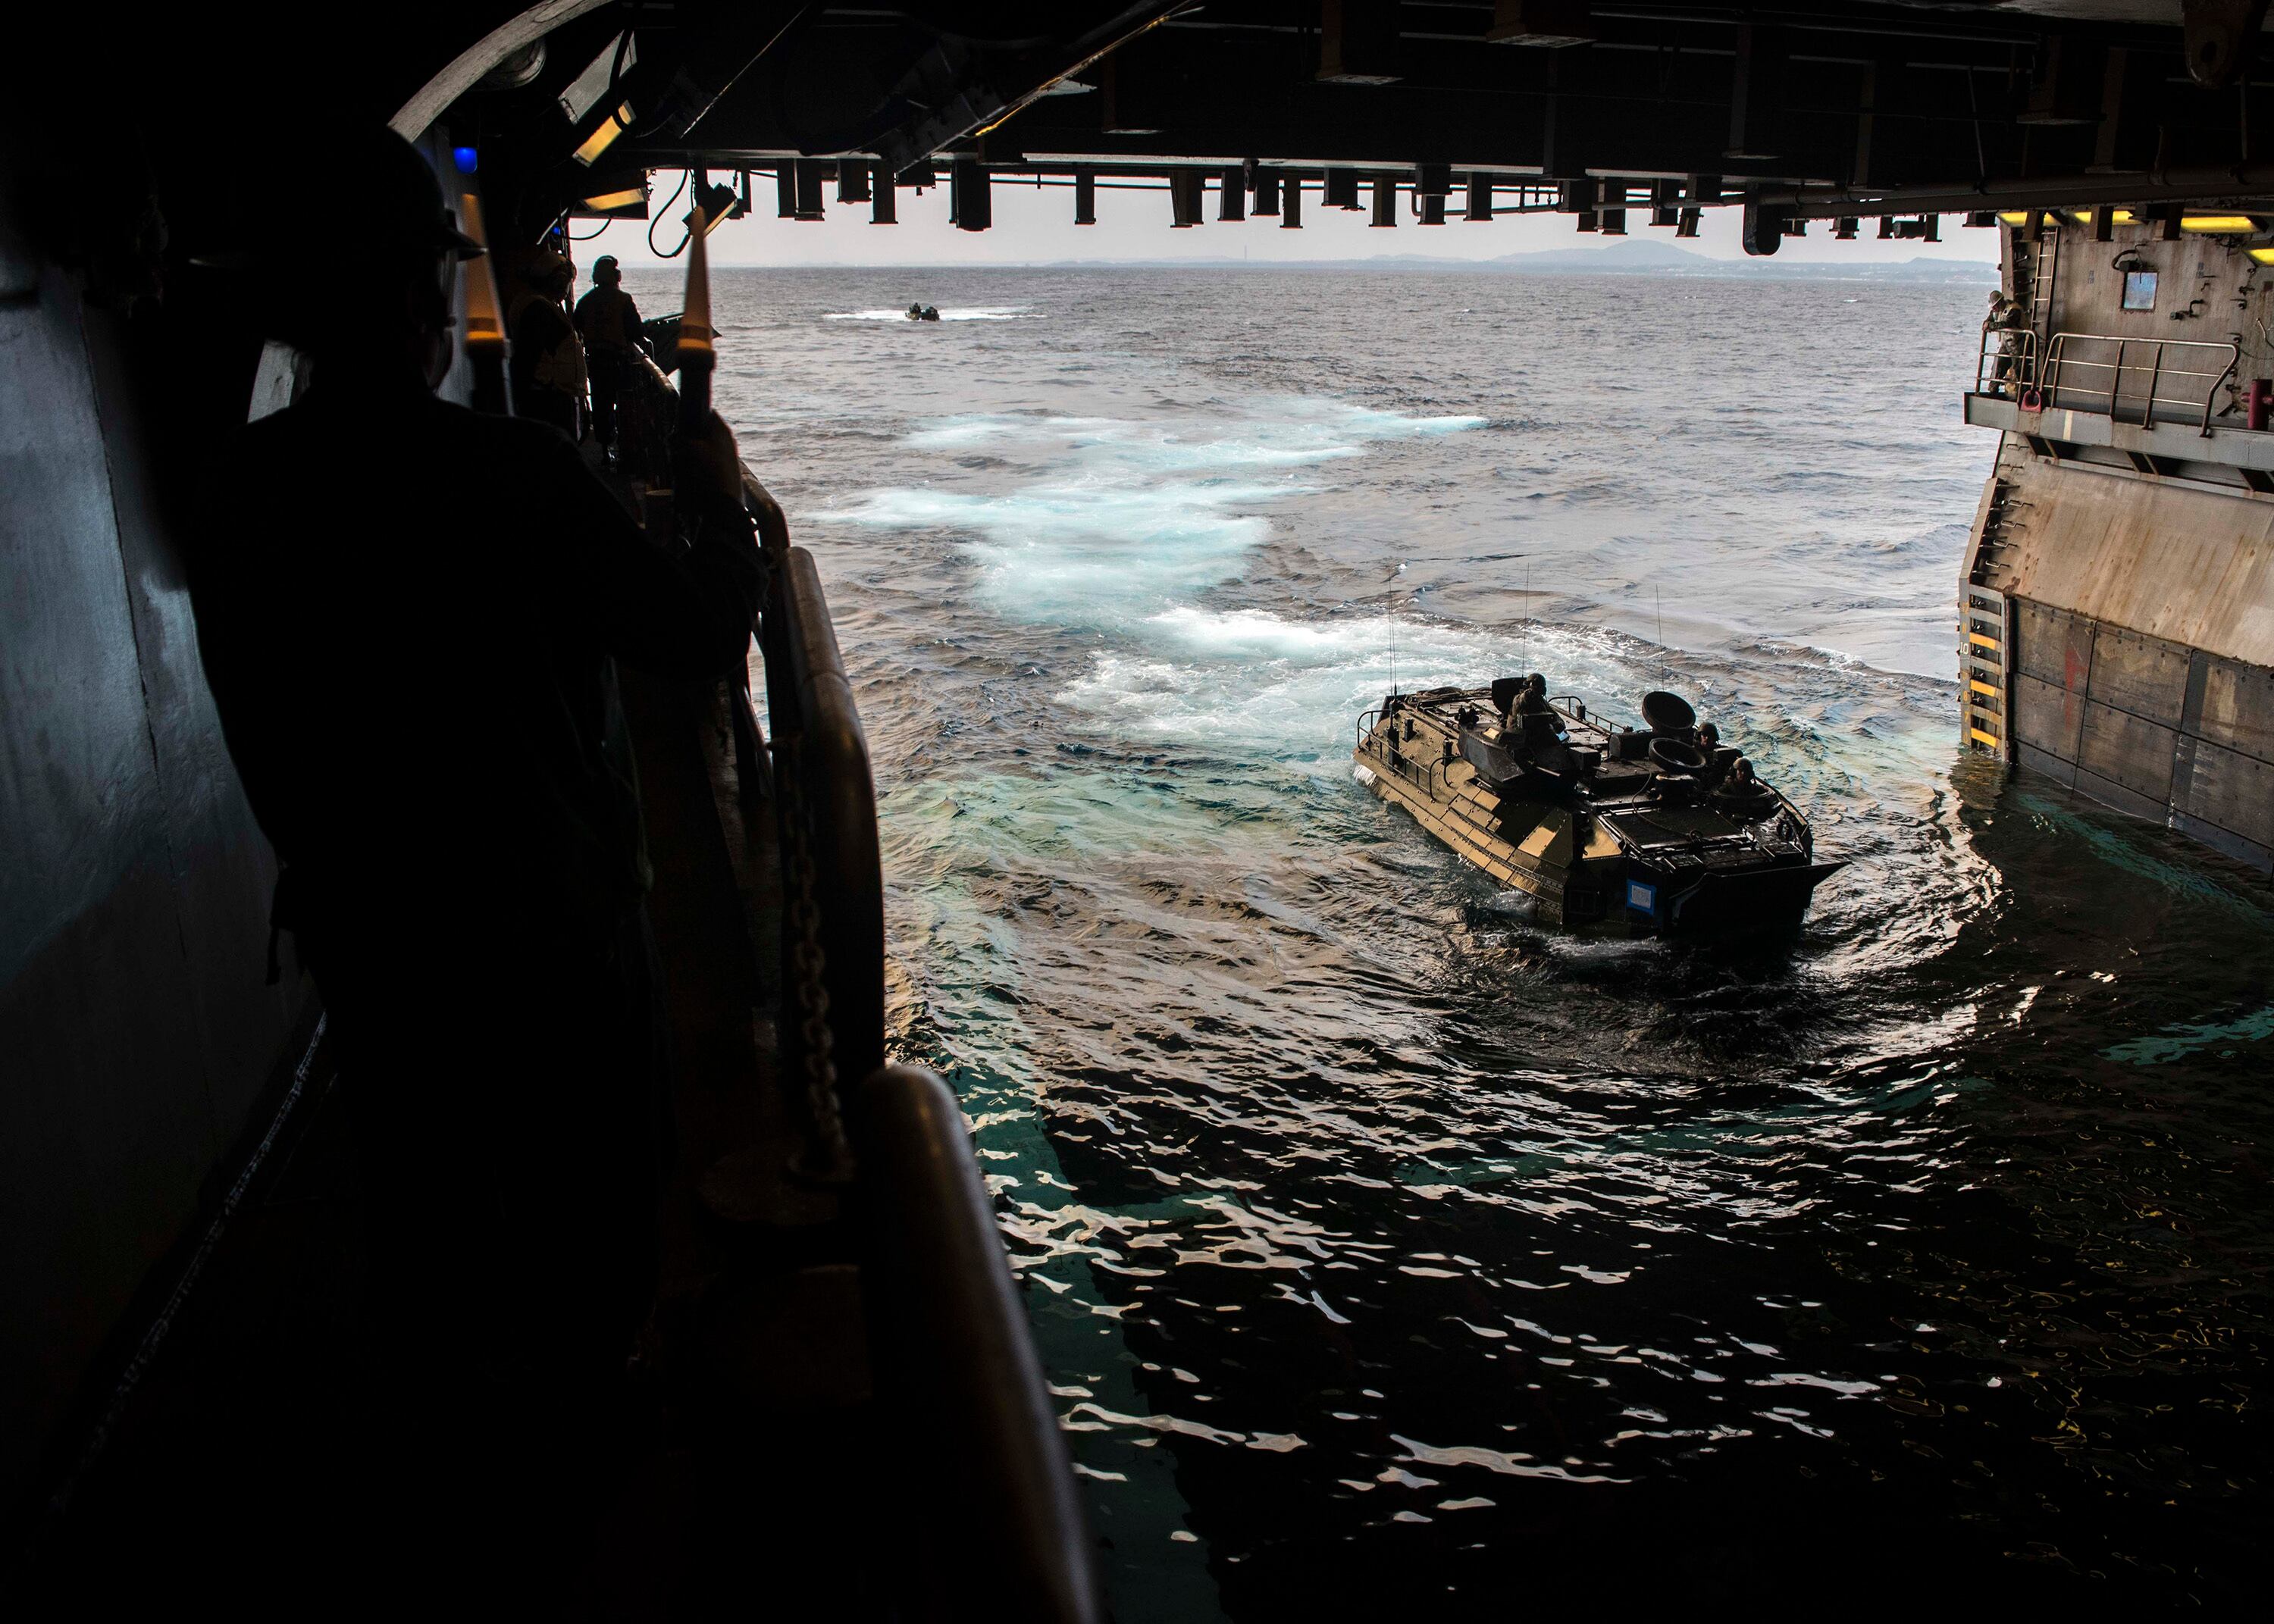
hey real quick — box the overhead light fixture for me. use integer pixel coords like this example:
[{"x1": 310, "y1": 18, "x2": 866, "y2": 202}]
[
  {"x1": 560, "y1": 33, "x2": 635, "y2": 125},
  {"x1": 2249, "y1": 246, "x2": 2274, "y2": 264},
  {"x1": 452, "y1": 146, "x2": 478, "y2": 176},
  {"x1": 573, "y1": 103, "x2": 634, "y2": 167},
  {"x1": 692, "y1": 179, "x2": 740, "y2": 234},
  {"x1": 2182, "y1": 214, "x2": 2257, "y2": 233},
  {"x1": 2109, "y1": 208, "x2": 2140, "y2": 225},
  {"x1": 581, "y1": 186, "x2": 645, "y2": 212}
]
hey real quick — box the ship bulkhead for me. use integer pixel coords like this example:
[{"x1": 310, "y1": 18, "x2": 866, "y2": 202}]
[{"x1": 1962, "y1": 215, "x2": 2274, "y2": 872}]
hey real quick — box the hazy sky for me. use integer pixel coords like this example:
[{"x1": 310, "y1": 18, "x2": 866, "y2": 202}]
[{"x1": 572, "y1": 169, "x2": 2002, "y2": 270}]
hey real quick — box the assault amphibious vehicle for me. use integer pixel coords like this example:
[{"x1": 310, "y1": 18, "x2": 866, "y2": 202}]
[{"x1": 1356, "y1": 677, "x2": 1841, "y2": 934}]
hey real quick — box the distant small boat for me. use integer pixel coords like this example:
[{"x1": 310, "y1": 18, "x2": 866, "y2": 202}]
[{"x1": 905, "y1": 303, "x2": 940, "y2": 321}]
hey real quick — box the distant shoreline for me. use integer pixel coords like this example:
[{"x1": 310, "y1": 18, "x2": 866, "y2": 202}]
[{"x1": 662, "y1": 256, "x2": 1997, "y2": 284}]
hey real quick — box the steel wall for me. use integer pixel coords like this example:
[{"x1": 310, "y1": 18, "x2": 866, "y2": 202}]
[
  {"x1": 1, "y1": 249, "x2": 311, "y2": 1513},
  {"x1": 2009, "y1": 597, "x2": 2274, "y2": 870}
]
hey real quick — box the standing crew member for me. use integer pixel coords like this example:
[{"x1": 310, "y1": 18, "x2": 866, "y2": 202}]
[
  {"x1": 193, "y1": 124, "x2": 762, "y2": 1595},
  {"x1": 575, "y1": 253, "x2": 644, "y2": 458},
  {"x1": 509, "y1": 244, "x2": 584, "y2": 437},
  {"x1": 1984, "y1": 290, "x2": 2028, "y2": 393}
]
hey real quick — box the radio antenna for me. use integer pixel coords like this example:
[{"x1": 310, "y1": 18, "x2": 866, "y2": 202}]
[{"x1": 1523, "y1": 562, "x2": 1531, "y2": 672}]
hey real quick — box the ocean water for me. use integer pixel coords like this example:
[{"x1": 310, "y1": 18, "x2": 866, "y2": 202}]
[{"x1": 655, "y1": 265, "x2": 2271, "y2": 1610}]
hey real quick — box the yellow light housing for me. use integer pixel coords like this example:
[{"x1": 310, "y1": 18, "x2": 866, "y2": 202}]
[
  {"x1": 2109, "y1": 208, "x2": 2139, "y2": 225},
  {"x1": 678, "y1": 203, "x2": 715, "y2": 365},
  {"x1": 2182, "y1": 214, "x2": 2257, "y2": 233},
  {"x1": 1997, "y1": 211, "x2": 2028, "y2": 224},
  {"x1": 2249, "y1": 246, "x2": 2274, "y2": 264},
  {"x1": 458, "y1": 193, "x2": 506, "y2": 354},
  {"x1": 581, "y1": 186, "x2": 645, "y2": 211},
  {"x1": 572, "y1": 102, "x2": 633, "y2": 167}
]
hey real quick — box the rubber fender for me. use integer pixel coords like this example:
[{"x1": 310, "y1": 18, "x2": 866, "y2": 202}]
[{"x1": 1741, "y1": 202, "x2": 1785, "y2": 256}]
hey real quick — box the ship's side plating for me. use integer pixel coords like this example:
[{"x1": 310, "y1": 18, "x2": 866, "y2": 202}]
[{"x1": 1962, "y1": 215, "x2": 2274, "y2": 872}]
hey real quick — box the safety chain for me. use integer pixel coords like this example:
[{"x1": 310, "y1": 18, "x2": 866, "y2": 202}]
[{"x1": 775, "y1": 739, "x2": 855, "y2": 1181}]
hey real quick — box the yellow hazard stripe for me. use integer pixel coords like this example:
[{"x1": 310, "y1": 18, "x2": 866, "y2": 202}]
[
  {"x1": 1969, "y1": 633, "x2": 2000, "y2": 650},
  {"x1": 1970, "y1": 727, "x2": 2001, "y2": 746},
  {"x1": 1970, "y1": 679, "x2": 1999, "y2": 697}
]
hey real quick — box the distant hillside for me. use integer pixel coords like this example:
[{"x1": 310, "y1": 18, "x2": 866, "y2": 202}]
[
  {"x1": 696, "y1": 243, "x2": 2003, "y2": 279},
  {"x1": 1489, "y1": 239, "x2": 1705, "y2": 271},
  {"x1": 1486, "y1": 237, "x2": 1998, "y2": 283}
]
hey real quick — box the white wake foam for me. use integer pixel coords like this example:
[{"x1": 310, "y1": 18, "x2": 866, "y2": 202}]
[
  {"x1": 814, "y1": 399, "x2": 1488, "y2": 627},
  {"x1": 1060, "y1": 609, "x2": 1637, "y2": 762}
]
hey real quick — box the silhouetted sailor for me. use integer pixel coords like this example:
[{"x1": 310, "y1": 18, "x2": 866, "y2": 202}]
[
  {"x1": 575, "y1": 253, "x2": 644, "y2": 458},
  {"x1": 509, "y1": 245, "x2": 584, "y2": 437},
  {"x1": 193, "y1": 124, "x2": 761, "y2": 1593}
]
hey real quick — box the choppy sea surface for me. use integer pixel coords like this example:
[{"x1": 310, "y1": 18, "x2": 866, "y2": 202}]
[{"x1": 653, "y1": 265, "x2": 2272, "y2": 1611}]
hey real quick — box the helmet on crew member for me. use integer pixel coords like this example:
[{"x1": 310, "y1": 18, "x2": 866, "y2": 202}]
[
  {"x1": 520, "y1": 246, "x2": 574, "y2": 295},
  {"x1": 249, "y1": 124, "x2": 484, "y2": 367}
]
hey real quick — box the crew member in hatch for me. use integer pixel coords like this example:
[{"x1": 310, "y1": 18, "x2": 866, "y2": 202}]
[{"x1": 1515, "y1": 671, "x2": 1564, "y2": 748}]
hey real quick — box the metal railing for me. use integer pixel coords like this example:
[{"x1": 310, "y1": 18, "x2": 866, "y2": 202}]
[
  {"x1": 857, "y1": 1064, "x2": 1105, "y2": 1623},
  {"x1": 1973, "y1": 324, "x2": 2040, "y2": 399},
  {"x1": 743, "y1": 471, "x2": 886, "y2": 1136},
  {"x1": 1975, "y1": 327, "x2": 2239, "y2": 436},
  {"x1": 732, "y1": 471, "x2": 1101, "y2": 1621},
  {"x1": 1361, "y1": 712, "x2": 1449, "y2": 791}
]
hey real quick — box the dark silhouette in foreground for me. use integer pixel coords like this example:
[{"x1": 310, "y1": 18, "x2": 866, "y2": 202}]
[{"x1": 191, "y1": 124, "x2": 760, "y2": 1598}]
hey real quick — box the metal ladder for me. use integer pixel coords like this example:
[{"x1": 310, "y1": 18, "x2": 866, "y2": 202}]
[
  {"x1": 2022, "y1": 221, "x2": 2059, "y2": 380},
  {"x1": 1959, "y1": 476, "x2": 2022, "y2": 759}
]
